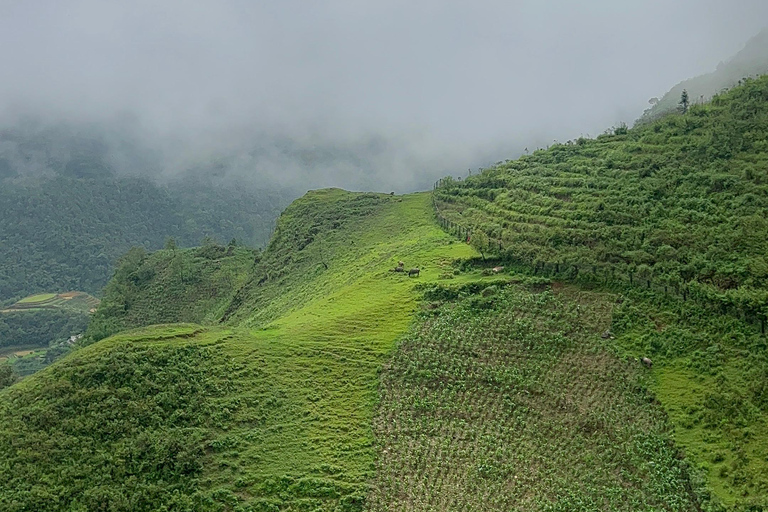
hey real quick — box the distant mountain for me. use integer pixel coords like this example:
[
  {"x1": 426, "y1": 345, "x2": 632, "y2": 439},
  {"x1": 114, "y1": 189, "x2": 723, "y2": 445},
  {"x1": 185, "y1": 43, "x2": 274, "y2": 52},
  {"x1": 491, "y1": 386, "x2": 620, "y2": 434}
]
[
  {"x1": 638, "y1": 28, "x2": 768, "y2": 123},
  {"x1": 0, "y1": 124, "x2": 294, "y2": 301}
]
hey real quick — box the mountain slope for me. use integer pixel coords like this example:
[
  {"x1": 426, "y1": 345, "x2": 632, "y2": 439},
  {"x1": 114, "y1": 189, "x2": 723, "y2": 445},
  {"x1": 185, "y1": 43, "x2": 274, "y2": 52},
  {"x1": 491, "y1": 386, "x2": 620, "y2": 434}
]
[
  {"x1": 0, "y1": 191, "x2": 477, "y2": 511},
  {"x1": 0, "y1": 174, "x2": 290, "y2": 301},
  {"x1": 436, "y1": 74, "x2": 768, "y2": 316},
  {"x1": 0, "y1": 123, "x2": 294, "y2": 302},
  {"x1": 85, "y1": 243, "x2": 258, "y2": 342},
  {"x1": 434, "y1": 75, "x2": 768, "y2": 508},
  {"x1": 640, "y1": 29, "x2": 768, "y2": 122}
]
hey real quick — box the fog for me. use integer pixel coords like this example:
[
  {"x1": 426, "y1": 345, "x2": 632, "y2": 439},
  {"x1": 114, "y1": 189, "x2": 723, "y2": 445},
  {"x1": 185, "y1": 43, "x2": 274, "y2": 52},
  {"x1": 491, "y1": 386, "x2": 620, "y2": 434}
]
[{"x1": 1, "y1": 1, "x2": 766, "y2": 191}]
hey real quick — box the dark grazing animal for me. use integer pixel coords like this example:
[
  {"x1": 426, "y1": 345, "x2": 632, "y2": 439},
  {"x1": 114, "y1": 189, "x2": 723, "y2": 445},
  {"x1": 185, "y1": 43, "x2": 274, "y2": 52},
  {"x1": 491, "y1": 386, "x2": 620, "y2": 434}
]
[
  {"x1": 408, "y1": 268, "x2": 420, "y2": 277},
  {"x1": 398, "y1": 260, "x2": 405, "y2": 267},
  {"x1": 394, "y1": 266, "x2": 405, "y2": 272},
  {"x1": 641, "y1": 357, "x2": 653, "y2": 369}
]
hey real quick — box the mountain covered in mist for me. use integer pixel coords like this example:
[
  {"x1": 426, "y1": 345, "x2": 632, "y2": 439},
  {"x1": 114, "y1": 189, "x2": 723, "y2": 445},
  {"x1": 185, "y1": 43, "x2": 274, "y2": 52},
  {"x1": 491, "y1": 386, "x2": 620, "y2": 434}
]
[
  {"x1": 639, "y1": 28, "x2": 768, "y2": 122},
  {"x1": 0, "y1": 123, "x2": 294, "y2": 301},
  {"x1": 1, "y1": 71, "x2": 768, "y2": 511}
]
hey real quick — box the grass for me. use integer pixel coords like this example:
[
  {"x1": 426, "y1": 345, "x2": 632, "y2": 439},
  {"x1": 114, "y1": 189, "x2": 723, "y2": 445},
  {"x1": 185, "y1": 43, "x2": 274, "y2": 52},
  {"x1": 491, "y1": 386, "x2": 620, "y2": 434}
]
[
  {"x1": 193, "y1": 192, "x2": 477, "y2": 508},
  {"x1": 0, "y1": 191, "x2": 477, "y2": 511},
  {"x1": 607, "y1": 294, "x2": 768, "y2": 509},
  {"x1": 16, "y1": 293, "x2": 56, "y2": 304},
  {"x1": 86, "y1": 245, "x2": 257, "y2": 341}
]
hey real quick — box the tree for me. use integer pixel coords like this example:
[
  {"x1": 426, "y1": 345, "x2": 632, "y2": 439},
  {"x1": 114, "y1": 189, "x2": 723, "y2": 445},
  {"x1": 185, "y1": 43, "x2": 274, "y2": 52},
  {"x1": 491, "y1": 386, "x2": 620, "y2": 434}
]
[
  {"x1": 679, "y1": 89, "x2": 690, "y2": 114},
  {"x1": 470, "y1": 230, "x2": 489, "y2": 260},
  {"x1": 164, "y1": 237, "x2": 177, "y2": 253},
  {"x1": 0, "y1": 364, "x2": 17, "y2": 389}
]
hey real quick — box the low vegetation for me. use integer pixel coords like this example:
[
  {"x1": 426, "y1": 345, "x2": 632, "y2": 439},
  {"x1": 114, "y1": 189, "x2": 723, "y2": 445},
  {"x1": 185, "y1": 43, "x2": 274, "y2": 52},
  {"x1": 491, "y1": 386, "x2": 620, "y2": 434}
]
[
  {"x1": 370, "y1": 283, "x2": 707, "y2": 511},
  {"x1": 86, "y1": 243, "x2": 258, "y2": 342}
]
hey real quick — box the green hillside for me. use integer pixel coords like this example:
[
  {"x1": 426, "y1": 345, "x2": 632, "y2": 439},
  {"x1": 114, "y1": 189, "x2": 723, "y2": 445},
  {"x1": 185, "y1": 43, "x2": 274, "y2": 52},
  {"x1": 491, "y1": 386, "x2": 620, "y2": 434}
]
[
  {"x1": 85, "y1": 242, "x2": 258, "y2": 342},
  {"x1": 435, "y1": 74, "x2": 768, "y2": 322},
  {"x1": 0, "y1": 191, "x2": 480, "y2": 511},
  {"x1": 640, "y1": 29, "x2": 768, "y2": 123},
  {"x1": 2, "y1": 65, "x2": 768, "y2": 511},
  {"x1": 1, "y1": 182, "x2": 766, "y2": 509},
  {"x1": 0, "y1": 173, "x2": 291, "y2": 301},
  {"x1": 432, "y1": 76, "x2": 768, "y2": 508},
  {"x1": 0, "y1": 121, "x2": 293, "y2": 301}
]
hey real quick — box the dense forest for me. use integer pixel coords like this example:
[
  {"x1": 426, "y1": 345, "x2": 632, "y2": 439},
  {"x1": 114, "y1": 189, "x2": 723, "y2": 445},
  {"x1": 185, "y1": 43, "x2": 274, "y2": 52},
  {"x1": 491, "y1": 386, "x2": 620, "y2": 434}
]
[
  {"x1": 0, "y1": 309, "x2": 89, "y2": 350},
  {"x1": 435, "y1": 75, "x2": 768, "y2": 326},
  {"x1": 0, "y1": 124, "x2": 294, "y2": 301}
]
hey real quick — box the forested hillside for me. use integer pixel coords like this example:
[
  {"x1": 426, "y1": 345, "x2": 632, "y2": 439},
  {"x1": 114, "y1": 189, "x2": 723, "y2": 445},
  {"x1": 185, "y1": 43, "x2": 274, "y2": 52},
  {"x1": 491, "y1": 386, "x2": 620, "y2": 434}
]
[
  {"x1": 639, "y1": 29, "x2": 768, "y2": 122},
  {"x1": 435, "y1": 75, "x2": 768, "y2": 326},
  {"x1": 0, "y1": 124, "x2": 293, "y2": 301},
  {"x1": 86, "y1": 242, "x2": 258, "y2": 342}
]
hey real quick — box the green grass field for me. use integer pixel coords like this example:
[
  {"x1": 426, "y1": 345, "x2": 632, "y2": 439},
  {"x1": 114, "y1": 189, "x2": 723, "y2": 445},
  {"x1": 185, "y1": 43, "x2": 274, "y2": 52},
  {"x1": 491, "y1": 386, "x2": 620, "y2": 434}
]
[{"x1": 15, "y1": 293, "x2": 56, "y2": 304}]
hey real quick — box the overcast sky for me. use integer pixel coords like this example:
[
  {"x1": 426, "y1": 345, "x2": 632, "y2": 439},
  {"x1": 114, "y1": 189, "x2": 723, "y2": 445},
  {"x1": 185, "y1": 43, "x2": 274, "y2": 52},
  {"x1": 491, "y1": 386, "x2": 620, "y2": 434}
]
[{"x1": 1, "y1": 1, "x2": 766, "y2": 190}]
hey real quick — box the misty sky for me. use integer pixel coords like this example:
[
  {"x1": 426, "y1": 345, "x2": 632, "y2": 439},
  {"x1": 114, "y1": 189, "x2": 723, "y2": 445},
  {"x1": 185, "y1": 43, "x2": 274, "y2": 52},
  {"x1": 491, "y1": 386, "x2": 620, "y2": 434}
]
[{"x1": 1, "y1": 1, "x2": 767, "y2": 190}]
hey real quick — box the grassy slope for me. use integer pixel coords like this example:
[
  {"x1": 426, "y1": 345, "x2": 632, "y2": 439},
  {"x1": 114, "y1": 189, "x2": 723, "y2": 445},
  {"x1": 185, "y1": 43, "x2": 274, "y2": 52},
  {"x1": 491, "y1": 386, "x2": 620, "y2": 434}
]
[
  {"x1": 0, "y1": 191, "x2": 476, "y2": 511},
  {"x1": 197, "y1": 191, "x2": 477, "y2": 508},
  {"x1": 606, "y1": 290, "x2": 768, "y2": 508}
]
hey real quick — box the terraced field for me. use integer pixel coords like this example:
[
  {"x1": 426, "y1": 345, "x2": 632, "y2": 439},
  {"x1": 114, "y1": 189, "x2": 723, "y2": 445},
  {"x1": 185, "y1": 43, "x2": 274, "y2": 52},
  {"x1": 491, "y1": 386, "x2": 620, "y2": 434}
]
[
  {"x1": 16, "y1": 293, "x2": 57, "y2": 305},
  {"x1": 434, "y1": 76, "x2": 768, "y2": 327},
  {"x1": 369, "y1": 285, "x2": 704, "y2": 511},
  {"x1": 4, "y1": 291, "x2": 100, "y2": 314}
]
